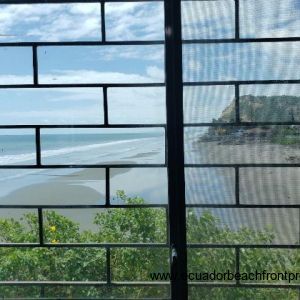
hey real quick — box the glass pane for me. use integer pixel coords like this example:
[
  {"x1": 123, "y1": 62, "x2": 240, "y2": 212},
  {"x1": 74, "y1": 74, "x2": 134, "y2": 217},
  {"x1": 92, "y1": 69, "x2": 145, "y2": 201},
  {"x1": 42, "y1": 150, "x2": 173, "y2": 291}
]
[
  {"x1": 240, "y1": 0, "x2": 300, "y2": 38},
  {"x1": 184, "y1": 85, "x2": 235, "y2": 123},
  {"x1": 108, "y1": 87, "x2": 166, "y2": 124},
  {"x1": 0, "y1": 287, "x2": 40, "y2": 299},
  {"x1": 188, "y1": 248, "x2": 235, "y2": 282},
  {"x1": 183, "y1": 42, "x2": 300, "y2": 82},
  {"x1": 240, "y1": 249, "x2": 300, "y2": 284},
  {"x1": 38, "y1": 46, "x2": 164, "y2": 84},
  {"x1": 185, "y1": 168, "x2": 235, "y2": 204},
  {"x1": 41, "y1": 128, "x2": 165, "y2": 165},
  {"x1": 43, "y1": 207, "x2": 167, "y2": 243},
  {"x1": 44, "y1": 286, "x2": 170, "y2": 299},
  {"x1": 0, "y1": 4, "x2": 101, "y2": 42},
  {"x1": 111, "y1": 248, "x2": 169, "y2": 281},
  {"x1": 0, "y1": 169, "x2": 105, "y2": 206},
  {"x1": 0, "y1": 209, "x2": 38, "y2": 243},
  {"x1": 240, "y1": 168, "x2": 300, "y2": 205},
  {"x1": 0, "y1": 130, "x2": 36, "y2": 165},
  {"x1": 110, "y1": 168, "x2": 168, "y2": 205},
  {"x1": 0, "y1": 88, "x2": 104, "y2": 125},
  {"x1": 188, "y1": 287, "x2": 298, "y2": 300},
  {"x1": 0, "y1": 248, "x2": 106, "y2": 281},
  {"x1": 240, "y1": 84, "x2": 300, "y2": 122},
  {"x1": 185, "y1": 126, "x2": 300, "y2": 164},
  {"x1": 187, "y1": 208, "x2": 299, "y2": 244},
  {"x1": 105, "y1": 2, "x2": 164, "y2": 41},
  {"x1": 181, "y1": 0, "x2": 235, "y2": 40},
  {"x1": 0, "y1": 47, "x2": 32, "y2": 85}
]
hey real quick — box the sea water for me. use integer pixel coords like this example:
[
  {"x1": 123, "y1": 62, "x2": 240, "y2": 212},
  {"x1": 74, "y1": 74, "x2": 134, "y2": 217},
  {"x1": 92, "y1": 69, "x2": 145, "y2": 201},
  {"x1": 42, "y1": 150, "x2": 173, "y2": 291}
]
[{"x1": 0, "y1": 131, "x2": 166, "y2": 205}]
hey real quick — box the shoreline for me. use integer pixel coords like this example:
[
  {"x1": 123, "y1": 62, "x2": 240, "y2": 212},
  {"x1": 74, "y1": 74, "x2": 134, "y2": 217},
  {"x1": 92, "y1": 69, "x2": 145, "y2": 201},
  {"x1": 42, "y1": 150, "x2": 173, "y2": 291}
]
[
  {"x1": 0, "y1": 161, "x2": 134, "y2": 206},
  {"x1": 0, "y1": 142, "x2": 298, "y2": 241}
]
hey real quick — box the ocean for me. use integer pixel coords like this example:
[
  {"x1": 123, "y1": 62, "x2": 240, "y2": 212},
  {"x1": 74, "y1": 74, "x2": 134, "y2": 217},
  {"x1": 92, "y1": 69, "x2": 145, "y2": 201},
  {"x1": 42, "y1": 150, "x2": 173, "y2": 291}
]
[{"x1": 0, "y1": 131, "x2": 167, "y2": 206}]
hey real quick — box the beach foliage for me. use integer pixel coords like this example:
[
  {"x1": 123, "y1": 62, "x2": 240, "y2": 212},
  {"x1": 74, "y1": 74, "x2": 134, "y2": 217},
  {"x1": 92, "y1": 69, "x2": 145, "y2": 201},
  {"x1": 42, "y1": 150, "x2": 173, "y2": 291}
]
[{"x1": 0, "y1": 192, "x2": 298, "y2": 298}]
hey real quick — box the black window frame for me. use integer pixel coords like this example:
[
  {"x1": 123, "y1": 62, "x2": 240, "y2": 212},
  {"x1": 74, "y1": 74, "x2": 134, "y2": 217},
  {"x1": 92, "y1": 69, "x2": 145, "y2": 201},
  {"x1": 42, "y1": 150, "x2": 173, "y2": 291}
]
[{"x1": 0, "y1": 0, "x2": 299, "y2": 299}]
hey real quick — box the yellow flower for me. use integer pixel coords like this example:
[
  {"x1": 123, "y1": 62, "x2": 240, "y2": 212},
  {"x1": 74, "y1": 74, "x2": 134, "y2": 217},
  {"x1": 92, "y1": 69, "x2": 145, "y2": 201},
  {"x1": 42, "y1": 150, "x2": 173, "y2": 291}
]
[
  {"x1": 51, "y1": 239, "x2": 58, "y2": 244},
  {"x1": 49, "y1": 225, "x2": 56, "y2": 232}
]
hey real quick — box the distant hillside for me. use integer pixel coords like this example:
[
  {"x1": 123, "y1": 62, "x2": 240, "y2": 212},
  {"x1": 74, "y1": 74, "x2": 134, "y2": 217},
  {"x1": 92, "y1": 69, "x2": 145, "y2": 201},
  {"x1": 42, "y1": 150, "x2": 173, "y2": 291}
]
[
  {"x1": 202, "y1": 95, "x2": 300, "y2": 145},
  {"x1": 216, "y1": 95, "x2": 300, "y2": 123}
]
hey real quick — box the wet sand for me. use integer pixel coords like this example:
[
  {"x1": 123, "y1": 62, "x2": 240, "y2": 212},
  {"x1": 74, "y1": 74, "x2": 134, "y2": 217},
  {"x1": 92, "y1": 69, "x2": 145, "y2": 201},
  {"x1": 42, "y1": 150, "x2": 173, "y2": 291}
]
[
  {"x1": 0, "y1": 165, "x2": 132, "y2": 206},
  {"x1": 0, "y1": 143, "x2": 299, "y2": 241}
]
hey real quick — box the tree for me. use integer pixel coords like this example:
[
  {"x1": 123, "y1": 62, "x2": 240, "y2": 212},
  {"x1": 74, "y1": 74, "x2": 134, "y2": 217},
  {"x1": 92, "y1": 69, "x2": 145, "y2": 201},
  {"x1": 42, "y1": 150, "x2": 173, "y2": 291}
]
[{"x1": 0, "y1": 192, "x2": 298, "y2": 299}]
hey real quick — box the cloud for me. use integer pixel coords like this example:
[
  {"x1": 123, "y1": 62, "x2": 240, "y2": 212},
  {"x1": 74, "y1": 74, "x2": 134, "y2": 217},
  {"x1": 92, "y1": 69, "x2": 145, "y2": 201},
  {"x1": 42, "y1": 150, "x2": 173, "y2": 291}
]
[
  {"x1": 107, "y1": 87, "x2": 165, "y2": 124},
  {"x1": 0, "y1": 4, "x2": 101, "y2": 42},
  {"x1": 181, "y1": 0, "x2": 235, "y2": 39},
  {"x1": 0, "y1": 70, "x2": 166, "y2": 125},
  {"x1": 0, "y1": 75, "x2": 33, "y2": 84},
  {"x1": 105, "y1": 2, "x2": 164, "y2": 41},
  {"x1": 0, "y1": 66, "x2": 165, "y2": 84},
  {"x1": 240, "y1": 84, "x2": 300, "y2": 97},
  {"x1": 98, "y1": 45, "x2": 164, "y2": 62},
  {"x1": 146, "y1": 66, "x2": 164, "y2": 81},
  {"x1": 0, "y1": 85, "x2": 166, "y2": 125},
  {"x1": 182, "y1": 0, "x2": 300, "y2": 39},
  {"x1": 240, "y1": 0, "x2": 300, "y2": 38},
  {"x1": 183, "y1": 42, "x2": 300, "y2": 82},
  {"x1": 0, "y1": 107, "x2": 101, "y2": 125},
  {"x1": 0, "y1": 2, "x2": 165, "y2": 42},
  {"x1": 39, "y1": 69, "x2": 163, "y2": 84}
]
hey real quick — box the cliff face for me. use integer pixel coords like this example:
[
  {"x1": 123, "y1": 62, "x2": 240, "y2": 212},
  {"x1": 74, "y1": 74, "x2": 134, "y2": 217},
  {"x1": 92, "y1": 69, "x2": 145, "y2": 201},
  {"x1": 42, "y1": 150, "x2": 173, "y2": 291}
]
[
  {"x1": 203, "y1": 95, "x2": 300, "y2": 145},
  {"x1": 215, "y1": 95, "x2": 300, "y2": 123}
]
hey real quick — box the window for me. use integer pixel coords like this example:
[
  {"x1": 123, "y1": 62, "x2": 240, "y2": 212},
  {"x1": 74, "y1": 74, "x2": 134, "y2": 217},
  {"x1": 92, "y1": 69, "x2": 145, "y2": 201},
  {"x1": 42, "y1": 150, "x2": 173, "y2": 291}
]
[
  {"x1": 0, "y1": 1, "x2": 168, "y2": 299},
  {"x1": 0, "y1": 0, "x2": 299, "y2": 299}
]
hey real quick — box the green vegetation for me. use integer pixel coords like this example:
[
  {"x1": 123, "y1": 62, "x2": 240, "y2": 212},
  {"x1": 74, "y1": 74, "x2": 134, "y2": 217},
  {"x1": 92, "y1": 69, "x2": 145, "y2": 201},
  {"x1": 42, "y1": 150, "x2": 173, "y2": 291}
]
[
  {"x1": 0, "y1": 192, "x2": 298, "y2": 299},
  {"x1": 205, "y1": 95, "x2": 300, "y2": 145},
  {"x1": 219, "y1": 95, "x2": 300, "y2": 123}
]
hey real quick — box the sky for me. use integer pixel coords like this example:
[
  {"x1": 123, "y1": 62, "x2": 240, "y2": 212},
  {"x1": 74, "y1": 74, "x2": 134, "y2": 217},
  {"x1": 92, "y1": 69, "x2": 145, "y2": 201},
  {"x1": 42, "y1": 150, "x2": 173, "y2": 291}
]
[{"x1": 0, "y1": 0, "x2": 299, "y2": 127}]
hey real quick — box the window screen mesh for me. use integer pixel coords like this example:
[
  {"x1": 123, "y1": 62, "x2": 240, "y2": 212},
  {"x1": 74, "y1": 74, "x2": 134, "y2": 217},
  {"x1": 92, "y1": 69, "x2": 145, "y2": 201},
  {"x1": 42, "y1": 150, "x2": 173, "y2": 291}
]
[{"x1": 183, "y1": 0, "x2": 300, "y2": 299}]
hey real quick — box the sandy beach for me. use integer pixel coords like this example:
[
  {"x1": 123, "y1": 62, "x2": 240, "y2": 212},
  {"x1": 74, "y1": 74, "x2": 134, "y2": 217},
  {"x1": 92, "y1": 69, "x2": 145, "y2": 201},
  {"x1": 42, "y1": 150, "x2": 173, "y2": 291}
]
[
  {"x1": 0, "y1": 165, "x2": 130, "y2": 206},
  {"x1": 185, "y1": 141, "x2": 300, "y2": 244},
  {"x1": 0, "y1": 139, "x2": 298, "y2": 243},
  {"x1": 186, "y1": 141, "x2": 300, "y2": 164}
]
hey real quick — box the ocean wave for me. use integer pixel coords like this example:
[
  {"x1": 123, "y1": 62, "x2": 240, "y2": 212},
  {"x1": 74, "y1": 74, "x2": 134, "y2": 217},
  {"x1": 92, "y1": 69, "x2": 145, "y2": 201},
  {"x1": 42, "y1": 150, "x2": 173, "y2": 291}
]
[{"x1": 0, "y1": 137, "x2": 155, "y2": 165}]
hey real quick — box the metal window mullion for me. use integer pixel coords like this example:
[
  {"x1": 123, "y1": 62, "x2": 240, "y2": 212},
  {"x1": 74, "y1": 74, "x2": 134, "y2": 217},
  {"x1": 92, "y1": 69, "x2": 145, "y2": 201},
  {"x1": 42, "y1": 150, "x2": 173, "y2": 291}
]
[
  {"x1": 101, "y1": 1, "x2": 106, "y2": 42},
  {"x1": 106, "y1": 168, "x2": 110, "y2": 206},
  {"x1": 186, "y1": 204, "x2": 300, "y2": 209},
  {"x1": 0, "y1": 0, "x2": 164, "y2": 3},
  {"x1": 185, "y1": 164, "x2": 300, "y2": 168},
  {"x1": 106, "y1": 247, "x2": 111, "y2": 285},
  {"x1": 40, "y1": 286, "x2": 45, "y2": 298},
  {"x1": 185, "y1": 122, "x2": 300, "y2": 126},
  {"x1": 35, "y1": 127, "x2": 41, "y2": 166},
  {"x1": 1, "y1": 36, "x2": 300, "y2": 47},
  {"x1": 103, "y1": 87, "x2": 109, "y2": 125},
  {"x1": 0, "y1": 164, "x2": 167, "y2": 169},
  {"x1": 38, "y1": 208, "x2": 44, "y2": 246},
  {"x1": 235, "y1": 167, "x2": 240, "y2": 205},
  {"x1": 32, "y1": 45, "x2": 39, "y2": 85},
  {"x1": 235, "y1": 0, "x2": 240, "y2": 40},
  {"x1": 164, "y1": 0, "x2": 187, "y2": 299},
  {"x1": 235, "y1": 247, "x2": 240, "y2": 285},
  {"x1": 1, "y1": 243, "x2": 299, "y2": 249},
  {"x1": 235, "y1": 84, "x2": 240, "y2": 123},
  {"x1": 184, "y1": 79, "x2": 300, "y2": 86},
  {"x1": 299, "y1": 208, "x2": 300, "y2": 244}
]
